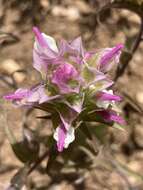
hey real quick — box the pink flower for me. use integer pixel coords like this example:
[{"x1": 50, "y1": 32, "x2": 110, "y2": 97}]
[{"x1": 4, "y1": 27, "x2": 125, "y2": 152}]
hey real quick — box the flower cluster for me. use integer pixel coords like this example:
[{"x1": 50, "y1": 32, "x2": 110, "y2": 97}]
[{"x1": 4, "y1": 27, "x2": 125, "y2": 152}]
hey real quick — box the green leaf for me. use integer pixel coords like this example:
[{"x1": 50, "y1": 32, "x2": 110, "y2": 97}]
[
  {"x1": 79, "y1": 122, "x2": 92, "y2": 140},
  {"x1": 12, "y1": 140, "x2": 39, "y2": 164},
  {"x1": 89, "y1": 123, "x2": 109, "y2": 143},
  {"x1": 5, "y1": 126, "x2": 40, "y2": 163},
  {"x1": 46, "y1": 145, "x2": 58, "y2": 173}
]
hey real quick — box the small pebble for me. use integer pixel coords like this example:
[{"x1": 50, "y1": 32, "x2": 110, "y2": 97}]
[
  {"x1": 136, "y1": 92, "x2": 143, "y2": 104},
  {"x1": 0, "y1": 59, "x2": 26, "y2": 83}
]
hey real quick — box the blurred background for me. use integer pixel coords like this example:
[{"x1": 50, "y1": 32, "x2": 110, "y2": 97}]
[{"x1": 0, "y1": 0, "x2": 143, "y2": 189}]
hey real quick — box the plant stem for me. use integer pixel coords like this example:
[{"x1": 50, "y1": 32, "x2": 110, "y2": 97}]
[
  {"x1": 28, "y1": 149, "x2": 49, "y2": 175},
  {"x1": 115, "y1": 17, "x2": 143, "y2": 81}
]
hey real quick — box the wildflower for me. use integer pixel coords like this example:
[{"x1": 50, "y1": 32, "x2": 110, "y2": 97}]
[{"x1": 4, "y1": 27, "x2": 125, "y2": 152}]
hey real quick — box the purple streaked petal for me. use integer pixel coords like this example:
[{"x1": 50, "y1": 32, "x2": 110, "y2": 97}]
[
  {"x1": 42, "y1": 33, "x2": 59, "y2": 53},
  {"x1": 96, "y1": 110, "x2": 126, "y2": 125},
  {"x1": 33, "y1": 27, "x2": 59, "y2": 77},
  {"x1": 54, "y1": 124, "x2": 67, "y2": 152},
  {"x1": 99, "y1": 44, "x2": 124, "y2": 72},
  {"x1": 53, "y1": 125, "x2": 75, "y2": 152},
  {"x1": 27, "y1": 85, "x2": 60, "y2": 104},
  {"x1": 33, "y1": 27, "x2": 58, "y2": 52},
  {"x1": 57, "y1": 124, "x2": 66, "y2": 152},
  {"x1": 100, "y1": 44, "x2": 123, "y2": 65},
  {"x1": 33, "y1": 27, "x2": 47, "y2": 47},
  {"x1": 4, "y1": 85, "x2": 58, "y2": 106},
  {"x1": 96, "y1": 91, "x2": 122, "y2": 102},
  {"x1": 58, "y1": 39, "x2": 69, "y2": 56},
  {"x1": 95, "y1": 90, "x2": 121, "y2": 109},
  {"x1": 3, "y1": 88, "x2": 29, "y2": 100},
  {"x1": 27, "y1": 85, "x2": 47, "y2": 104}
]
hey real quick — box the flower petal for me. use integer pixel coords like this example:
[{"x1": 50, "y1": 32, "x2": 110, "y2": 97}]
[
  {"x1": 3, "y1": 88, "x2": 29, "y2": 101},
  {"x1": 42, "y1": 33, "x2": 59, "y2": 53},
  {"x1": 64, "y1": 127, "x2": 75, "y2": 148},
  {"x1": 99, "y1": 44, "x2": 124, "y2": 72},
  {"x1": 59, "y1": 37, "x2": 84, "y2": 57},
  {"x1": 96, "y1": 110, "x2": 126, "y2": 125},
  {"x1": 82, "y1": 64, "x2": 106, "y2": 87},
  {"x1": 4, "y1": 85, "x2": 59, "y2": 106},
  {"x1": 84, "y1": 66, "x2": 114, "y2": 92},
  {"x1": 53, "y1": 125, "x2": 75, "y2": 152},
  {"x1": 28, "y1": 85, "x2": 61, "y2": 104},
  {"x1": 54, "y1": 124, "x2": 67, "y2": 152},
  {"x1": 33, "y1": 26, "x2": 47, "y2": 47},
  {"x1": 96, "y1": 90, "x2": 122, "y2": 109},
  {"x1": 96, "y1": 90, "x2": 122, "y2": 102},
  {"x1": 33, "y1": 27, "x2": 58, "y2": 52},
  {"x1": 27, "y1": 85, "x2": 48, "y2": 104},
  {"x1": 70, "y1": 36, "x2": 84, "y2": 57},
  {"x1": 33, "y1": 27, "x2": 59, "y2": 77}
]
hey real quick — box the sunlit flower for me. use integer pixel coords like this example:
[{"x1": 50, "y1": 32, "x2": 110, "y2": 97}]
[{"x1": 4, "y1": 26, "x2": 125, "y2": 152}]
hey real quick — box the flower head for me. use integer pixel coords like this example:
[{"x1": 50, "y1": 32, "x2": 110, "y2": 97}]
[{"x1": 4, "y1": 27, "x2": 125, "y2": 152}]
